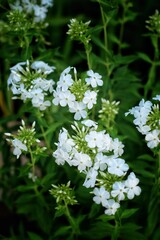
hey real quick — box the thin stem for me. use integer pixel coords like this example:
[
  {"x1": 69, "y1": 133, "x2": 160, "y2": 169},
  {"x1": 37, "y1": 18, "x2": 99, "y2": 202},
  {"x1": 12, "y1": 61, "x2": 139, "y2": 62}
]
[
  {"x1": 99, "y1": 1, "x2": 111, "y2": 77},
  {"x1": 35, "y1": 109, "x2": 51, "y2": 150},
  {"x1": 28, "y1": 146, "x2": 36, "y2": 168},
  {"x1": 144, "y1": 35, "x2": 159, "y2": 98},
  {"x1": 40, "y1": 124, "x2": 51, "y2": 150},
  {"x1": 118, "y1": 3, "x2": 126, "y2": 54},
  {"x1": 24, "y1": 35, "x2": 30, "y2": 60},
  {"x1": 144, "y1": 61, "x2": 156, "y2": 98},
  {"x1": 64, "y1": 202, "x2": 79, "y2": 237},
  {"x1": 157, "y1": 150, "x2": 160, "y2": 186},
  {"x1": 111, "y1": 213, "x2": 121, "y2": 240},
  {"x1": 153, "y1": 35, "x2": 159, "y2": 61},
  {"x1": 99, "y1": 3, "x2": 108, "y2": 51},
  {"x1": 85, "y1": 46, "x2": 92, "y2": 69}
]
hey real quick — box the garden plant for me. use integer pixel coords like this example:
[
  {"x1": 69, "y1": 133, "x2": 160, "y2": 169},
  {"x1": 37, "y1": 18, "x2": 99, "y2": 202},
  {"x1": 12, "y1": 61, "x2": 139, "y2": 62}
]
[{"x1": 0, "y1": 0, "x2": 160, "y2": 239}]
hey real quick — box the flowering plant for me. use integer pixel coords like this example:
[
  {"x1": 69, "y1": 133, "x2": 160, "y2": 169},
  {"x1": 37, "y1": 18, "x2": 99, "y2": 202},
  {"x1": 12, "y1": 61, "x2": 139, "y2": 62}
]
[{"x1": 0, "y1": 0, "x2": 160, "y2": 240}]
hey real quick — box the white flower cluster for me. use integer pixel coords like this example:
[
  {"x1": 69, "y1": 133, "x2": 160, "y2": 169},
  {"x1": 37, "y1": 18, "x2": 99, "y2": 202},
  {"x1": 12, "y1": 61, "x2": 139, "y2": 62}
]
[
  {"x1": 53, "y1": 120, "x2": 141, "y2": 215},
  {"x1": 8, "y1": 60, "x2": 55, "y2": 110},
  {"x1": 10, "y1": 0, "x2": 53, "y2": 23},
  {"x1": 125, "y1": 95, "x2": 160, "y2": 149},
  {"x1": 52, "y1": 67, "x2": 103, "y2": 120}
]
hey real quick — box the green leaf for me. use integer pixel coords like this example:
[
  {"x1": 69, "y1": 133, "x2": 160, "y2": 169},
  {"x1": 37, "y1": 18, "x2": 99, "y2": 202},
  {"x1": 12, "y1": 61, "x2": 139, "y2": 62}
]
[
  {"x1": 137, "y1": 52, "x2": 152, "y2": 63},
  {"x1": 121, "y1": 208, "x2": 139, "y2": 219},
  {"x1": 16, "y1": 185, "x2": 35, "y2": 192},
  {"x1": 137, "y1": 154, "x2": 154, "y2": 161},
  {"x1": 114, "y1": 54, "x2": 138, "y2": 65},
  {"x1": 16, "y1": 193, "x2": 35, "y2": 204},
  {"x1": 28, "y1": 232, "x2": 43, "y2": 240},
  {"x1": 54, "y1": 226, "x2": 72, "y2": 237},
  {"x1": 54, "y1": 206, "x2": 66, "y2": 218}
]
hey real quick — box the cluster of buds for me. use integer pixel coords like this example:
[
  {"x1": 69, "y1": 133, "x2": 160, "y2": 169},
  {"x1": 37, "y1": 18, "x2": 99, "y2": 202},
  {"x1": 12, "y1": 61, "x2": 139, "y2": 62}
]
[
  {"x1": 146, "y1": 10, "x2": 160, "y2": 34},
  {"x1": 125, "y1": 95, "x2": 160, "y2": 150},
  {"x1": 52, "y1": 67, "x2": 103, "y2": 120},
  {"x1": 99, "y1": 99, "x2": 120, "y2": 132},
  {"x1": 5, "y1": 120, "x2": 46, "y2": 180},
  {"x1": 49, "y1": 181, "x2": 78, "y2": 210},
  {"x1": 67, "y1": 18, "x2": 91, "y2": 47},
  {"x1": 9, "y1": 0, "x2": 53, "y2": 26},
  {"x1": 53, "y1": 120, "x2": 141, "y2": 215},
  {"x1": 5, "y1": 120, "x2": 46, "y2": 159},
  {"x1": 8, "y1": 60, "x2": 55, "y2": 110}
]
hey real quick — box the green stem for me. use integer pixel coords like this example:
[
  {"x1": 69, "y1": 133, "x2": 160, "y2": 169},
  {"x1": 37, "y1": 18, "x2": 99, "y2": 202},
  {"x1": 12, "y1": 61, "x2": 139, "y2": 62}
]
[
  {"x1": 157, "y1": 150, "x2": 160, "y2": 186},
  {"x1": 40, "y1": 123, "x2": 51, "y2": 150},
  {"x1": 144, "y1": 62, "x2": 156, "y2": 98},
  {"x1": 28, "y1": 146, "x2": 36, "y2": 172},
  {"x1": 35, "y1": 109, "x2": 51, "y2": 150},
  {"x1": 111, "y1": 213, "x2": 120, "y2": 240},
  {"x1": 99, "y1": 1, "x2": 111, "y2": 77},
  {"x1": 118, "y1": 3, "x2": 126, "y2": 54},
  {"x1": 85, "y1": 45, "x2": 92, "y2": 69},
  {"x1": 144, "y1": 35, "x2": 159, "y2": 98},
  {"x1": 24, "y1": 35, "x2": 30, "y2": 60},
  {"x1": 64, "y1": 202, "x2": 79, "y2": 237}
]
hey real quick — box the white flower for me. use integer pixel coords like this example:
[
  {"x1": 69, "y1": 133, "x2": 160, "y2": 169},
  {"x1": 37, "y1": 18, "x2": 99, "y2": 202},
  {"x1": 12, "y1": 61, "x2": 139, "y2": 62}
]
[
  {"x1": 85, "y1": 130, "x2": 112, "y2": 152},
  {"x1": 85, "y1": 70, "x2": 103, "y2": 88},
  {"x1": 10, "y1": 0, "x2": 23, "y2": 11},
  {"x1": 58, "y1": 128, "x2": 75, "y2": 152},
  {"x1": 53, "y1": 89, "x2": 75, "y2": 107},
  {"x1": 137, "y1": 124, "x2": 151, "y2": 135},
  {"x1": 125, "y1": 100, "x2": 153, "y2": 136},
  {"x1": 85, "y1": 130, "x2": 99, "y2": 148},
  {"x1": 61, "y1": 90, "x2": 76, "y2": 108},
  {"x1": 125, "y1": 99, "x2": 152, "y2": 127},
  {"x1": 69, "y1": 102, "x2": 87, "y2": 120},
  {"x1": 33, "y1": 78, "x2": 55, "y2": 93},
  {"x1": 20, "y1": 84, "x2": 31, "y2": 100},
  {"x1": 52, "y1": 88, "x2": 62, "y2": 105},
  {"x1": 33, "y1": 5, "x2": 47, "y2": 22},
  {"x1": 8, "y1": 74, "x2": 21, "y2": 91},
  {"x1": 111, "y1": 181, "x2": 127, "y2": 201},
  {"x1": 112, "y1": 138, "x2": 124, "y2": 157},
  {"x1": 41, "y1": 0, "x2": 53, "y2": 7},
  {"x1": 83, "y1": 90, "x2": 97, "y2": 109},
  {"x1": 10, "y1": 61, "x2": 26, "y2": 73},
  {"x1": 31, "y1": 61, "x2": 55, "y2": 74},
  {"x1": 61, "y1": 66, "x2": 72, "y2": 75},
  {"x1": 53, "y1": 148, "x2": 70, "y2": 166},
  {"x1": 30, "y1": 89, "x2": 44, "y2": 107},
  {"x1": 39, "y1": 100, "x2": 51, "y2": 110},
  {"x1": 99, "y1": 133, "x2": 113, "y2": 152},
  {"x1": 12, "y1": 138, "x2": 28, "y2": 159},
  {"x1": 145, "y1": 129, "x2": 160, "y2": 149},
  {"x1": 71, "y1": 152, "x2": 92, "y2": 172},
  {"x1": 8, "y1": 62, "x2": 26, "y2": 86},
  {"x1": 57, "y1": 71, "x2": 74, "y2": 91},
  {"x1": 94, "y1": 152, "x2": 108, "y2": 171},
  {"x1": 125, "y1": 172, "x2": 141, "y2": 199},
  {"x1": 153, "y1": 95, "x2": 160, "y2": 101},
  {"x1": 28, "y1": 172, "x2": 37, "y2": 182},
  {"x1": 81, "y1": 119, "x2": 98, "y2": 129},
  {"x1": 93, "y1": 186, "x2": 110, "y2": 206},
  {"x1": 104, "y1": 199, "x2": 120, "y2": 215},
  {"x1": 107, "y1": 157, "x2": 129, "y2": 177},
  {"x1": 83, "y1": 168, "x2": 98, "y2": 188}
]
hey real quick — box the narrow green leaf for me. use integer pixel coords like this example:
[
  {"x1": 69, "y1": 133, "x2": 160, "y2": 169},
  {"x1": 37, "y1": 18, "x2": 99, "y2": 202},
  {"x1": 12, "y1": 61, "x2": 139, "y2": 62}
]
[
  {"x1": 137, "y1": 52, "x2": 152, "y2": 63},
  {"x1": 28, "y1": 232, "x2": 43, "y2": 240},
  {"x1": 121, "y1": 208, "x2": 138, "y2": 219}
]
